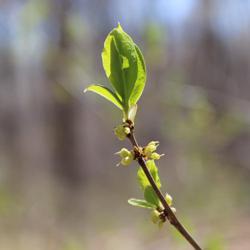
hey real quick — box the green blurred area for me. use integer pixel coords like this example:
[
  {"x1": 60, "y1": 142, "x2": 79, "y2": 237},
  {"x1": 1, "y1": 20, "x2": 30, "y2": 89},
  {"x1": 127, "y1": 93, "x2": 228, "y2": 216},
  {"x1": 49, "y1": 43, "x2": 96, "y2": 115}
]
[{"x1": 0, "y1": 0, "x2": 250, "y2": 249}]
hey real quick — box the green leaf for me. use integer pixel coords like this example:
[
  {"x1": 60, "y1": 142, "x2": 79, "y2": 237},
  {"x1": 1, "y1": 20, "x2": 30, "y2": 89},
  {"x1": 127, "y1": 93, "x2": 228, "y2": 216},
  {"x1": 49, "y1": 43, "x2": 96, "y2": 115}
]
[
  {"x1": 84, "y1": 84, "x2": 123, "y2": 110},
  {"x1": 137, "y1": 160, "x2": 161, "y2": 190},
  {"x1": 147, "y1": 160, "x2": 161, "y2": 188},
  {"x1": 144, "y1": 186, "x2": 160, "y2": 207},
  {"x1": 129, "y1": 44, "x2": 146, "y2": 106},
  {"x1": 137, "y1": 167, "x2": 150, "y2": 190},
  {"x1": 108, "y1": 37, "x2": 125, "y2": 99},
  {"x1": 111, "y1": 25, "x2": 138, "y2": 103},
  {"x1": 101, "y1": 24, "x2": 146, "y2": 113},
  {"x1": 128, "y1": 198, "x2": 156, "y2": 209},
  {"x1": 88, "y1": 24, "x2": 147, "y2": 115}
]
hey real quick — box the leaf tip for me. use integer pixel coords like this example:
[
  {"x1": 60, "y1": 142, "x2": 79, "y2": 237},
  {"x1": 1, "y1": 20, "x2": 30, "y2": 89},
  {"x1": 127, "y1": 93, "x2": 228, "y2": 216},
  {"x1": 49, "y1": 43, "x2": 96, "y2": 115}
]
[{"x1": 117, "y1": 22, "x2": 123, "y2": 30}]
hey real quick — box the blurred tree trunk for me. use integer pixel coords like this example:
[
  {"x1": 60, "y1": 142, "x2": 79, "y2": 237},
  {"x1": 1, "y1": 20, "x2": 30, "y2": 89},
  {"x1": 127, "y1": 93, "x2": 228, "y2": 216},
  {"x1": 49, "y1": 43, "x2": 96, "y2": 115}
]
[
  {"x1": 0, "y1": 49, "x2": 20, "y2": 189},
  {"x1": 186, "y1": 0, "x2": 233, "y2": 109},
  {"x1": 47, "y1": 0, "x2": 86, "y2": 186}
]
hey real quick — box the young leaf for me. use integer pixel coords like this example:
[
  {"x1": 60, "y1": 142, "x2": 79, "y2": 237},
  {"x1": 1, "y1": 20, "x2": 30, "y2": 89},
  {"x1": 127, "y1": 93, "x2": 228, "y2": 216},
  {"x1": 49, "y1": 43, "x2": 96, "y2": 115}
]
[
  {"x1": 144, "y1": 186, "x2": 160, "y2": 207},
  {"x1": 84, "y1": 84, "x2": 123, "y2": 110},
  {"x1": 108, "y1": 37, "x2": 125, "y2": 100},
  {"x1": 101, "y1": 23, "x2": 146, "y2": 115},
  {"x1": 129, "y1": 44, "x2": 146, "y2": 106},
  {"x1": 86, "y1": 23, "x2": 146, "y2": 119},
  {"x1": 111, "y1": 24, "x2": 138, "y2": 103},
  {"x1": 137, "y1": 166, "x2": 150, "y2": 190},
  {"x1": 128, "y1": 198, "x2": 156, "y2": 209},
  {"x1": 137, "y1": 160, "x2": 161, "y2": 190},
  {"x1": 147, "y1": 160, "x2": 161, "y2": 188}
]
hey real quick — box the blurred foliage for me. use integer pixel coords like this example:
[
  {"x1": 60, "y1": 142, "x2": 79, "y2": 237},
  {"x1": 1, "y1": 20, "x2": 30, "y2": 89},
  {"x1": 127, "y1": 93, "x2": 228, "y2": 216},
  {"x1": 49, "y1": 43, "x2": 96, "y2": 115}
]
[
  {"x1": 0, "y1": 187, "x2": 15, "y2": 216},
  {"x1": 143, "y1": 22, "x2": 166, "y2": 66},
  {"x1": 63, "y1": 239, "x2": 83, "y2": 250},
  {"x1": 21, "y1": 0, "x2": 49, "y2": 32},
  {"x1": 205, "y1": 234, "x2": 225, "y2": 250},
  {"x1": 160, "y1": 80, "x2": 250, "y2": 215}
]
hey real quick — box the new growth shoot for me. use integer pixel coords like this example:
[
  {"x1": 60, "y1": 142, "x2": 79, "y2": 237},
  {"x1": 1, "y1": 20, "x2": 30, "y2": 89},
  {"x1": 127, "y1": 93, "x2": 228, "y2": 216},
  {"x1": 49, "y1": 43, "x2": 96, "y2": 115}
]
[{"x1": 84, "y1": 24, "x2": 202, "y2": 250}]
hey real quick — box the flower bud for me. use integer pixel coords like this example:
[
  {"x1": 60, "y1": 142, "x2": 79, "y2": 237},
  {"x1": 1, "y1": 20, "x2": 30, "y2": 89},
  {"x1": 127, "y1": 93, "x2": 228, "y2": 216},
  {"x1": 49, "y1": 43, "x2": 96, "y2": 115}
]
[
  {"x1": 114, "y1": 125, "x2": 127, "y2": 140},
  {"x1": 171, "y1": 207, "x2": 176, "y2": 213},
  {"x1": 124, "y1": 127, "x2": 131, "y2": 135},
  {"x1": 165, "y1": 193, "x2": 173, "y2": 206},
  {"x1": 151, "y1": 210, "x2": 161, "y2": 224}
]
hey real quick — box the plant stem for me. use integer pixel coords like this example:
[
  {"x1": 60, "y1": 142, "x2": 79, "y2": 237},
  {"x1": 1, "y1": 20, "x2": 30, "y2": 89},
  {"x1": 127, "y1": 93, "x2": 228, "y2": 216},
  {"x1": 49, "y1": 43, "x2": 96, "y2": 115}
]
[{"x1": 127, "y1": 130, "x2": 202, "y2": 250}]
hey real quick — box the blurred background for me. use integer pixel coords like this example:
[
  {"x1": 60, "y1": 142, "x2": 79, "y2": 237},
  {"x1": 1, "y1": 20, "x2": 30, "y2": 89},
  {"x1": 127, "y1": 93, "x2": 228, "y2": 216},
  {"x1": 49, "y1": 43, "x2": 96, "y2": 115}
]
[{"x1": 0, "y1": 0, "x2": 250, "y2": 249}]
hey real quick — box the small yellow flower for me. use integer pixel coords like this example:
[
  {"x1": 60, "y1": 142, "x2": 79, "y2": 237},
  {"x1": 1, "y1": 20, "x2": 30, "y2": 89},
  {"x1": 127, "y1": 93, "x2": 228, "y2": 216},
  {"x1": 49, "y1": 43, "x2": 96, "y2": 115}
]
[
  {"x1": 114, "y1": 125, "x2": 128, "y2": 140},
  {"x1": 144, "y1": 141, "x2": 159, "y2": 157},
  {"x1": 115, "y1": 148, "x2": 134, "y2": 167},
  {"x1": 121, "y1": 156, "x2": 133, "y2": 166},
  {"x1": 116, "y1": 148, "x2": 131, "y2": 158},
  {"x1": 151, "y1": 152, "x2": 164, "y2": 160},
  {"x1": 143, "y1": 141, "x2": 164, "y2": 160}
]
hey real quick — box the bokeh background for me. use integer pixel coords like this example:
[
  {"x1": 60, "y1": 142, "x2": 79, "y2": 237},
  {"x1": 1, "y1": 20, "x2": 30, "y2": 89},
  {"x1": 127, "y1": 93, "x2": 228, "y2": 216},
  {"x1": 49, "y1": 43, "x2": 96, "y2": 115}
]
[{"x1": 0, "y1": 0, "x2": 250, "y2": 249}]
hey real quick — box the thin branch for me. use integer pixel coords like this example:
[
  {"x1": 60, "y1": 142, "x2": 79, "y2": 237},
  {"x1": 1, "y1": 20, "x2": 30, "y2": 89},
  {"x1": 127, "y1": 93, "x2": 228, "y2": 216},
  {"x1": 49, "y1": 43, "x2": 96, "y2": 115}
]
[{"x1": 127, "y1": 130, "x2": 202, "y2": 250}]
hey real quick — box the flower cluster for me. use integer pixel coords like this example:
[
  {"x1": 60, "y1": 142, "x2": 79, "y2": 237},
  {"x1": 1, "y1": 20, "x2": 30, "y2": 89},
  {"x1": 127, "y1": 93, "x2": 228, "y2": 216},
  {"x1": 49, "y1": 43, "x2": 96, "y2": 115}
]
[
  {"x1": 151, "y1": 193, "x2": 176, "y2": 228},
  {"x1": 143, "y1": 141, "x2": 164, "y2": 160},
  {"x1": 115, "y1": 141, "x2": 164, "y2": 168}
]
